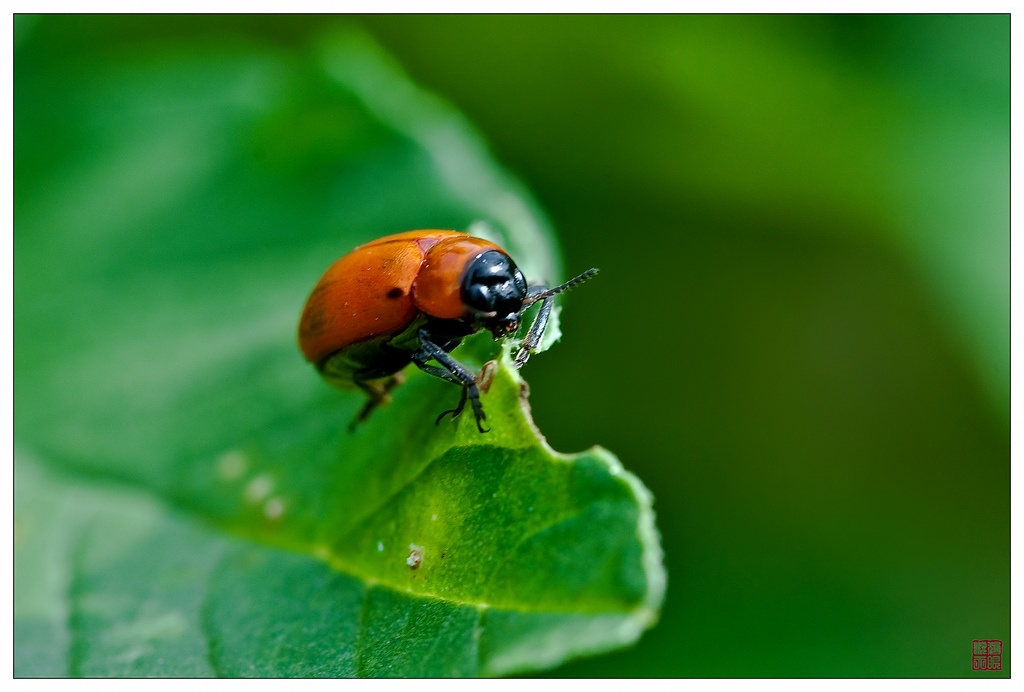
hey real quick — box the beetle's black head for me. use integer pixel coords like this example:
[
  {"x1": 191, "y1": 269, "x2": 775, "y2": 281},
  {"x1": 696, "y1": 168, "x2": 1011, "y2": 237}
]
[{"x1": 461, "y1": 250, "x2": 528, "y2": 339}]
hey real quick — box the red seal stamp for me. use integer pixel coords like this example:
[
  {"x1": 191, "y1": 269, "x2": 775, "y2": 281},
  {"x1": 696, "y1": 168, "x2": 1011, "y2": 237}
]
[{"x1": 972, "y1": 640, "x2": 1002, "y2": 671}]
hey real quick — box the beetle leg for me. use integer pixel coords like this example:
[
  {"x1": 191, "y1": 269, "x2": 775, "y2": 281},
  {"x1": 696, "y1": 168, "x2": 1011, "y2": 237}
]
[
  {"x1": 414, "y1": 328, "x2": 489, "y2": 433},
  {"x1": 413, "y1": 361, "x2": 463, "y2": 386},
  {"x1": 513, "y1": 269, "x2": 599, "y2": 368},
  {"x1": 435, "y1": 387, "x2": 469, "y2": 425},
  {"x1": 350, "y1": 373, "x2": 405, "y2": 431},
  {"x1": 412, "y1": 362, "x2": 470, "y2": 422},
  {"x1": 513, "y1": 284, "x2": 552, "y2": 369}
]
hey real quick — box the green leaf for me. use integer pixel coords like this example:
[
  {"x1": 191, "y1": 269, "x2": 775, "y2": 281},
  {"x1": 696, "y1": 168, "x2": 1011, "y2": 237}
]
[{"x1": 15, "y1": 19, "x2": 664, "y2": 677}]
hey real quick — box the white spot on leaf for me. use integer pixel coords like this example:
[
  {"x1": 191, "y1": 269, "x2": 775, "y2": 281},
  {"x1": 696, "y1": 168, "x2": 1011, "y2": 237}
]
[
  {"x1": 407, "y1": 543, "x2": 424, "y2": 570},
  {"x1": 216, "y1": 450, "x2": 246, "y2": 480},
  {"x1": 263, "y1": 497, "x2": 284, "y2": 520},
  {"x1": 244, "y1": 475, "x2": 273, "y2": 504}
]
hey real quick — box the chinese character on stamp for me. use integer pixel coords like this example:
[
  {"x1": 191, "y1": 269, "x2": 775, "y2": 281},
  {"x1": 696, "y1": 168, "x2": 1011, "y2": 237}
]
[{"x1": 972, "y1": 640, "x2": 1002, "y2": 671}]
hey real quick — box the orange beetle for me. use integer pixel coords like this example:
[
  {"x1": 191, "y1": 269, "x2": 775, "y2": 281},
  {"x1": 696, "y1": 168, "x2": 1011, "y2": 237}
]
[{"x1": 298, "y1": 230, "x2": 597, "y2": 432}]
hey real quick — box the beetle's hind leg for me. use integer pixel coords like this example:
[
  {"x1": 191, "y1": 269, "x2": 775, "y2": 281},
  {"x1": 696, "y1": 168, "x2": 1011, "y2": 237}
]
[
  {"x1": 349, "y1": 373, "x2": 405, "y2": 431},
  {"x1": 413, "y1": 329, "x2": 488, "y2": 433}
]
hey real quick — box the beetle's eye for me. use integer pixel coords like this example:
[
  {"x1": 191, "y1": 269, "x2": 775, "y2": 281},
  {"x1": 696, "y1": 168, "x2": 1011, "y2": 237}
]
[
  {"x1": 513, "y1": 268, "x2": 527, "y2": 295},
  {"x1": 462, "y1": 250, "x2": 526, "y2": 317}
]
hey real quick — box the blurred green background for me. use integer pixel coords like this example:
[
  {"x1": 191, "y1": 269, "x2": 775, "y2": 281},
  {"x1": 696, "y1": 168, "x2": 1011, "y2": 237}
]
[{"x1": 15, "y1": 14, "x2": 1008, "y2": 677}]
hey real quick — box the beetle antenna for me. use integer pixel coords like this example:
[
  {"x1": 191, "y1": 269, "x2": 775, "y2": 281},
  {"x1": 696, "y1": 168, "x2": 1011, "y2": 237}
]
[{"x1": 524, "y1": 268, "x2": 599, "y2": 306}]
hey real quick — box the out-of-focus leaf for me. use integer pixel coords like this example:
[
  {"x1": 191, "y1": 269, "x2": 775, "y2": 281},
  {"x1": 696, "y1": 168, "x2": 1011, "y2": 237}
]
[{"x1": 358, "y1": 14, "x2": 1009, "y2": 419}]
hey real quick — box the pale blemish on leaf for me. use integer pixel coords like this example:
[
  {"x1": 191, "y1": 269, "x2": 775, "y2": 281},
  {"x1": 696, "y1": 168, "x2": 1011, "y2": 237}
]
[
  {"x1": 263, "y1": 498, "x2": 284, "y2": 520},
  {"x1": 215, "y1": 450, "x2": 247, "y2": 481},
  {"x1": 244, "y1": 475, "x2": 273, "y2": 505},
  {"x1": 406, "y1": 544, "x2": 424, "y2": 570}
]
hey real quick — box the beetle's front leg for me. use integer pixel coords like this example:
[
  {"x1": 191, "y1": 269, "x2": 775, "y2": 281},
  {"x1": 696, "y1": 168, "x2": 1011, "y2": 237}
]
[
  {"x1": 513, "y1": 285, "x2": 553, "y2": 368},
  {"x1": 413, "y1": 328, "x2": 489, "y2": 433}
]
